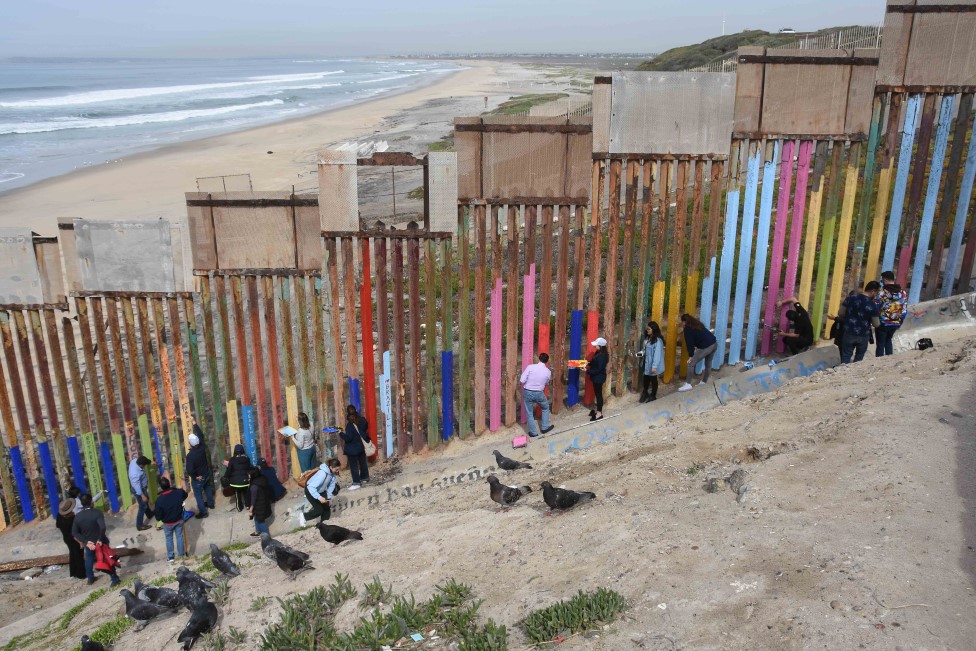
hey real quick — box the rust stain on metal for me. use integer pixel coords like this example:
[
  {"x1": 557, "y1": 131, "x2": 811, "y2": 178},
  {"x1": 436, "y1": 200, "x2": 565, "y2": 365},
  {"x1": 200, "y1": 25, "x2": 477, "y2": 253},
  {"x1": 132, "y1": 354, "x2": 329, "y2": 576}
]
[
  {"x1": 213, "y1": 275, "x2": 236, "y2": 402},
  {"x1": 263, "y1": 276, "x2": 286, "y2": 476},
  {"x1": 391, "y1": 237, "x2": 408, "y2": 454},
  {"x1": 230, "y1": 276, "x2": 251, "y2": 406},
  {"x1": 76, "y1": 298, "x2": 108, "y2": 437},
  {"x1": 323, "y1": 241, "x2": 345, "y2": 428},
  {"x1": 246, "y1": 277, "x2": 270, "y2": 461},
  {"x1": 407, "y1": 237, "x2": 423, "y2": 450},
  {"x1": 14, "y1": 310, "x2": 49, "y2": 516},
  {"x1": 604, "y1": 160, "x2": 622, "y2": 395},
  {"x1": 615, "y1": 161, "x2": 638, "y2": 394},
  {"x1": 137, "y1": 298, "x2": 162, "y2": 457},
  {"x1": 551, "y1": 204, "x2": 571, "y2": 413},
  {"x1": 588, "y1": 161, "x2": 605, "y2": 311},
  {"x1": 504, "y1": 205, "x2": 519, "y2": 427},
  {"x1": 473, "y1": 205, "x2": 487, "y2": 434}
]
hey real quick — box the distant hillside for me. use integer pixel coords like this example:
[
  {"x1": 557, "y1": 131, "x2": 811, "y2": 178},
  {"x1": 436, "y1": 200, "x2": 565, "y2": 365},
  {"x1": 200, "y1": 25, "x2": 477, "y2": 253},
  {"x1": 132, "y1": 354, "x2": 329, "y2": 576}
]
[{"x1": 637, "y1": 26, "x2": 864, "y2": 71}]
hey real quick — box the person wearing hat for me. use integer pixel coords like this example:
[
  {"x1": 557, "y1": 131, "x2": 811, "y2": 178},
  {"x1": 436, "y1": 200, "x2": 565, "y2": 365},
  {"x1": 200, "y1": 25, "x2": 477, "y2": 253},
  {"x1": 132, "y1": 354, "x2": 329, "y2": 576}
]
[
  {"x1": 55, "y1": 497, "x2": 87, "y2": 579},
  {"x1": 128, "y1": 455, "x2": 154, "y2": 531},
  {"x1": 586, "y1": 337, "x2": 610, "y2": 421},
  {"x1": 185, "y1": 422, "x2": 215, "y2": 519}
]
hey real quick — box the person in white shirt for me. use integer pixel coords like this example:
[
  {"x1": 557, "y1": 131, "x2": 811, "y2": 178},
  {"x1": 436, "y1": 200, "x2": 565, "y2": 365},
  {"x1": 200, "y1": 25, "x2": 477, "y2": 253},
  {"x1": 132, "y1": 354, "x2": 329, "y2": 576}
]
[{"x1": 520, "y1": 353, "x2": 554, "y2": 438}]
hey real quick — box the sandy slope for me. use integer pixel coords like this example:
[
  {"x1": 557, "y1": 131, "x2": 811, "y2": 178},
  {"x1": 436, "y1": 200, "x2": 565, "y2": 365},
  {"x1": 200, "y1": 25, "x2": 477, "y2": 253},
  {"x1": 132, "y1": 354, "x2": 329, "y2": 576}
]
[{"x1": 8, "y1": 336, "x2": 974, "y2": 650}]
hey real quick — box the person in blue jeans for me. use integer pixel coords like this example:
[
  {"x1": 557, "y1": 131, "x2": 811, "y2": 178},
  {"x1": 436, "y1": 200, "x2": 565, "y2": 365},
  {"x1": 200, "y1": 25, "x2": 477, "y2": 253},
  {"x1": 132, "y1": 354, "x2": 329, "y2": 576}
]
[
  {"x1": 71, "y1": 493, "x2": 120, "y2": 586},
  {"x1": 832, "y1": 281, "x2": 882, "y2": 363},
  {"x1": 128, "y1": 455, "x2": 154, "y2": 531},
  {"x1": 520, "y1": 352, "x2": 554, "y2": 437},
  {"x1": 247, "y1": 467, "x2": 273, "y2": 536},
  {"x1": 340, "y1": 408, "x2": 371, "y2": 490},
  {"x1": 185, "y1": 423, "x2": 215, "y2": 519},
  {"x1": 154, "y1": 476, "x2": 189, "y2": 562}
]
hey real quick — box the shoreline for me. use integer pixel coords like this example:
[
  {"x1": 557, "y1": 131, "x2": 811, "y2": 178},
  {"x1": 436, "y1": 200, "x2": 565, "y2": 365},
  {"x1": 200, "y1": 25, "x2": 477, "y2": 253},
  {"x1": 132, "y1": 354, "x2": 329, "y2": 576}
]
[{"x1": 0, "y1": 59, "x2": 503, "y2": 232}]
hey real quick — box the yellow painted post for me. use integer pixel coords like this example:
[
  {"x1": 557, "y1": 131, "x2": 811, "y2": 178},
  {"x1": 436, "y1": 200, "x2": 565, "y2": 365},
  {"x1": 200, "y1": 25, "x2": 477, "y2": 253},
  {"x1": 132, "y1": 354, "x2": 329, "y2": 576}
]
[
  {"x1": 285, "y1": 385, "x2": 300, "y2": 479},
  {"x1": 828, "y1": 143, "x2": 862, "y2": 321},
  {"x1": 226, "y1": 400, "x2": 241, "y2": 450},
  {"x1": 799, "y1": 143, "x2": 828, "y2": 308}
]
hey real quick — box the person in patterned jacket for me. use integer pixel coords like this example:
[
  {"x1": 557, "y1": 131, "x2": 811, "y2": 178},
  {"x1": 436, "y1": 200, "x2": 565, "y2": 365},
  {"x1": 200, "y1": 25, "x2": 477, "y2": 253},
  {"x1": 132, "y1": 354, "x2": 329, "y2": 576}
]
[{"x1": 874, "y1": 270, "x2": 907, "y2": 357}]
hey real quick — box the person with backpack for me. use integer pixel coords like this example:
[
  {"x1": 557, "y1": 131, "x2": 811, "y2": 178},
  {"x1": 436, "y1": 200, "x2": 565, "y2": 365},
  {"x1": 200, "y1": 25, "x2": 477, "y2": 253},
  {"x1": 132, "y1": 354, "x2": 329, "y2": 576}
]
[
  {"x1": 154, "y1": 476, "x2": 190, "y2": 563},
  {"x1": 341, "y1": 407, "x2": 371, "y2": 490},
  {"x1": 302, "y1": 458, "x2": 341, "y2": 524},
  {"x1": 637, "y1": 321, "x2": 664, "y2": 403},
  {"x1": 185, "y1": 422, "x2": 215, "y2": 519},
  {"x1": 247, "y1": 467, "x2": 273, "y2": 536},
  {"x1": 874, "y1": 270, "x2": 908, "y2": 357},
  {"x1": 222, "y1": 444, "x2": 252, "y2": 511}
]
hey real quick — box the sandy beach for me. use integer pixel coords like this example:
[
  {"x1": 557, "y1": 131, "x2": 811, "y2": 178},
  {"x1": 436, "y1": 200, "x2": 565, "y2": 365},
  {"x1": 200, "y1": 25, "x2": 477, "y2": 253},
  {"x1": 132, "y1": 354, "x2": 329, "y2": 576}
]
[{"x1": 0, "y1": 60, "x2": 535, "y2": 234}]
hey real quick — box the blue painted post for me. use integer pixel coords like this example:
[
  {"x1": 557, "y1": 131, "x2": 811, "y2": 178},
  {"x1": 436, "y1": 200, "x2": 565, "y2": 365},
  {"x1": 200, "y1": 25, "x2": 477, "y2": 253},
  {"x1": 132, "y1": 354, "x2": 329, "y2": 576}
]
[
  {"x1": 910, "y1": 94, "x2": 955, "y2": 304},
  {"x1": 241, "y1": 405, "x2": 258, "y2": 465},
  {"x1": 66, "y1": 436, "x2": 87, "y2": 493},
  {"x1": 883, "y1": 94, "x2": 922, "y2": 271},
  {"x1": 942, "y1": 118, "x2": 976, "y2": 297},
  {"x1": 746, "y1": 143, "x2": 780, "y2": 360},
  {"x1": 567, "y1": 310, "x2": 583, "y2": 407},
  {"x1": 100, "y1": 442, "x2": 120, "y2": 512},
  {"x1": 9, "y1": 446, "x2": 33, "y2": 522},
  {"x1": 381, "y1": 351, "x2": 393, "y2": 457},
  {"x1": 348, "y1": 378, "x2": 361, "y2": 413},
  {"x1": 38, "y1": 441, "x2": 60, "y2": 516},
  {"x1": 151, "y1": 426, "x2": 164, "y2": 470},
  {"x1": 441, "y1": 351, "x2": 454, "y2": 441},
  {"x1": 730, "y1": 149, "x2": 761, "y2": 364},
  {"x1": 713, "y1": 190, "x2": 741, "y2": 368}
]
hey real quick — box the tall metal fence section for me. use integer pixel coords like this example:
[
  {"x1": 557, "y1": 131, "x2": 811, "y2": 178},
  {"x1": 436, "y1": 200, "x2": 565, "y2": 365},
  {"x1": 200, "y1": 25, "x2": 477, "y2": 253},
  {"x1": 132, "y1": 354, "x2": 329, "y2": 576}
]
[{"x1": 0, "y1": 0, "x2": 975, "y2": 529}]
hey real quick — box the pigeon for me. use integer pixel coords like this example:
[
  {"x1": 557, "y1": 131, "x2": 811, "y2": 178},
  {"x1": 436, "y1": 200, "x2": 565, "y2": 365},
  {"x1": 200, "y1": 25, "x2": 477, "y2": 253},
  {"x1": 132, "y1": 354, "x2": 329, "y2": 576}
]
[
  {"x1": 486, "y1": 474, "x2": 532, "y2": 507},
  {"x1": 176, "y1": 566, "x2": 216, "y2": 590},
  {"x1": 540, "y1": 481, "x2": 596, "y2": 511},
  {"x1": 132, "y1": 579, "x2": 182, "y2": 610},
  {"x1": 80, "y1": 635, "x2": 105, "y2": 651},
  {"x1": 177, "y1": 600, "x2": 219, "y2": 650},
  {"x1": 492, "y1": 449, "x2": 532, "y2": 471},
  {"x1": 120, "y1": 588, "x2": 167, "y2": 630},
  {"x1": 316, "y1": 523, "x2": 364, "y2": 546},
  {"x1": 260, "y1": 531, "x2": 309, "y2": 563},
  {"x1": 209, "y1": 544, "x2": 241, "y2": 577},
  {"x1": 176, "y1": 566, "x2": 215, "y2": 610},
  {"x1": 274, "y1": 545, "x2": 314, "y2": 580},
  {"x1": 133, "y1": 578, "x2": 153, "y2": 601}
]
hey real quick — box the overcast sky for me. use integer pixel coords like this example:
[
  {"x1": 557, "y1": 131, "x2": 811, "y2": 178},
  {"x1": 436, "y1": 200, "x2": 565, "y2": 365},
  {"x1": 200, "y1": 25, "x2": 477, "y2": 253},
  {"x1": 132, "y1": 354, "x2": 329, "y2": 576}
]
[{"x1": 2, "y1": 0, "x2": 886, "y2": 58}]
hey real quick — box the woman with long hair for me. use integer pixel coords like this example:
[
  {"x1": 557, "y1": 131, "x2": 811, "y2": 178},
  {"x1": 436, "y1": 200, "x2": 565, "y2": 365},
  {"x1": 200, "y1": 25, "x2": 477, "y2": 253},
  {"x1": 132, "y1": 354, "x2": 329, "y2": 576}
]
[
  {"x1": 678, "y1": 313, "x2": 717, "y2": 392},
  {"x1": 586, "y1": 337, "x2": 610, "y2": 421},
  {"x1": 55, "y1": 497, "x2": 87, "y2": 579},
  {"x1": 340, "y1": 406, "x2": 371, "y2": 490},
  {"x1": 222, "y1": 444, "x2": 252, "y2": 511},
  {"x1": 292, "y1": 412, "x2": 317, "y2": 472},
  {"x1": 638, "y1": 321, "x2": 665, "y2": 402}
]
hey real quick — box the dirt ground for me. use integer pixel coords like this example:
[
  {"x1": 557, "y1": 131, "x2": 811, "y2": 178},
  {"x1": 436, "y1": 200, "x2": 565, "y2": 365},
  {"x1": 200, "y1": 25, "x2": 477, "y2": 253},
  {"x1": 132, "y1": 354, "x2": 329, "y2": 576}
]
[{"x1": 3, "y1": 336, "x2": 975, "y2": 650}]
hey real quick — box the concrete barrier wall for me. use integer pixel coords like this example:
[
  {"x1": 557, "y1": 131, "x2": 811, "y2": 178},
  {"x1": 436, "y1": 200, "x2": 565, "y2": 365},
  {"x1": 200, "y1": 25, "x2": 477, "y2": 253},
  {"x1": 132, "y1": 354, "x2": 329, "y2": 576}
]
[
  {"x1": 893, "y1": 292, "x2": 976, "y2": 352},
  {"x1": 713, "y1": 346, "x2": 840, "y2": 405}
]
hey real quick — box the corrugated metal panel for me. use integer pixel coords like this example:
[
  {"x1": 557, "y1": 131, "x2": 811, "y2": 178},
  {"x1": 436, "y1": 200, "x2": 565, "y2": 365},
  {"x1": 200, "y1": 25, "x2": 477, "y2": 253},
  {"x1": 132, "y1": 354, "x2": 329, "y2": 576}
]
[
  {"x1": 0, "y1": 228, "x2": 43, "y2": 305},
  {"x1": 34, "y1": 240, "x2": 65, "y2": 304},
  {"x1": 75, "y1": 220, "x2": 176, "y2": 293},
  {"x1": 57, "y1": 218, "x2": 83, "y2": 292},
  {"x1": 904, "y1": 12, "x2": 976, "y2": 87},
  {"x1": 427, "y1": 152, "x2": 458, "y2": 232},
  {"x1": 734, "y1": 47, "x2": 765, "y2": 133},
  {"x1": 591, "y1": 83, "x2": 612, "y2": 153},
  {"x1": 846, "y1": 49, "x2": 880, "y2": 134},
  {"x1": 609, "y1": 72, "x2": 735, "y2": 155},
  {"x1": 184, "y1": 193, "x2": 217, "y2": 271},
  {"x1": 877, "y1": 3, "x2": 914, "y2": 86},
  {"x1": 761, "y1": 59, "x2": 851, "y2": 135},
  {"x1": 317, "y1": 149, "x2": 359, "y2": 231},
  {"x1": 213, "y1": 202, "x2": 296, "y2": 269},
  {"x1": 295, "y1": 205, "x2": 322, "y2": 270}
]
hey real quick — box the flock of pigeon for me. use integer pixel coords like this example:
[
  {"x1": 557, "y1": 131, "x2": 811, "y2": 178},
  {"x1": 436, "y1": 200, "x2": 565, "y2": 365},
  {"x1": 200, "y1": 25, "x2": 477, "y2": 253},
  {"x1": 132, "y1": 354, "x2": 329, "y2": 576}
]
[
  {"x1": 488, "y1": 450, "x2": 597, "y2": 511},
  {"x1": 78, "y1": 448, "x2": 579, "y2": 650},
  {"x1": 78, "y1": 523, "x2": 364, "y2": 650}
]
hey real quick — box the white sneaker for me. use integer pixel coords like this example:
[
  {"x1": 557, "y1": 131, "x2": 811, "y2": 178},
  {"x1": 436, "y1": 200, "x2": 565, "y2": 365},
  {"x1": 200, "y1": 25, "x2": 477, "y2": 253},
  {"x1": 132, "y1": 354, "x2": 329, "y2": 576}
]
[
  {"x1": 698, "y1": 380, "x2": 707, "y2": 386},
  {"x1": 678, "y1": 382, "x2": 694, "y2": 392},
  {"x1": 348, "y1": 484, "x2": 361, "y2": 491}
]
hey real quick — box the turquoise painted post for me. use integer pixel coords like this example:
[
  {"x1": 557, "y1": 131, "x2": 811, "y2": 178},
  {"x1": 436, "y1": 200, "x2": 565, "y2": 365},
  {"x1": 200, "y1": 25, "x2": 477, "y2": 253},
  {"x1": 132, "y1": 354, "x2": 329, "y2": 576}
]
[
  {"x1": 942, "y1": 116, "x2": 976, "y2": 298},
  {"x1": 381, "y1": 351, "x2": 393, "y2": 457},
  {"x1": 883, "y1": 94, "x2": 922, "y2": 272},
  {"x1": 746, "y1": 142, "x2": 780, "y2": 360},
  {"x1": 713, "y1": 190, "x2": 740, "y2": 369},
  {"x1": 729, "y1": 149, "x2": 761, "y2": 365},
  {"x1": 910, "y1": 94, "x2": 954, "y2": 304}
]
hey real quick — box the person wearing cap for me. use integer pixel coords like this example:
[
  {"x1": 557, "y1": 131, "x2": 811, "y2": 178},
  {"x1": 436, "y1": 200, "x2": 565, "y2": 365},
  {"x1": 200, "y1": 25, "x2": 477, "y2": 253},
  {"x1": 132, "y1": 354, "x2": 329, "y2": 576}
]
[
  {"x1": 586, "y1": 337, "x2": 610, "y2": 421},
  {"x1": 185, "y1": 422, "x2": 215, "y2": 519},
  {"x1": 520, "y1": 352, "x2": 554, "y2": 437},
  {"x1": 678, "y1": 314, "x2": 718, "y2": 392},
  {"x1": 128, "y1": 455, "x2": 154, "y2": 531},
  {"x1": 55, "y1": 497, "x2": 87, "y2": 579}
]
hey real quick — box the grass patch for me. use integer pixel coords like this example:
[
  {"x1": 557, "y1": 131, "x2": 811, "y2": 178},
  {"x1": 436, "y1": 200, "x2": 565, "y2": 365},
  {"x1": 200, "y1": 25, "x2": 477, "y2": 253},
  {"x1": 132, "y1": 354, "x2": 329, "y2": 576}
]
[
  {"x1": 195, "y1": 557, "x2": 215, "y2": 574},
  {"x1": 70, "y1": 615, "x2": 133, "y2": 651},
  {"x1": 250, "y1": 595, "x2": 271, "y2": 612},
  {"x1": 484, "y1": 93, "x2": 568, "y2": 116},
  {"x1": 221, "y1": 541, "x2": 250, "y2": 552},
  {"x1": 521, "y1": 587, "x2": 627, "y2": 645},
  {"x1": 259, "y1": 575, "x2": 506, "y2": 650},
  {"x1": 360, "y1": 576, "x2": 394, "y2": 610},
  {"x1": 406, "y1": 186, "x2": 425, "y2": 200},
  {"x1": 427, "y1": 134, "x2": 454, "y2": 152}
]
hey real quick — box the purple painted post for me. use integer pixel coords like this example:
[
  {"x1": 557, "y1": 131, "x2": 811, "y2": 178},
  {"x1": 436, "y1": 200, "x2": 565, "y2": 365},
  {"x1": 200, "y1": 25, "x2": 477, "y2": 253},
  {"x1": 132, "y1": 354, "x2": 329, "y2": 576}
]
[
  {"x1": 780, "y1": 140, "x2": 813, "y2": 337},
  {"x1": 520, "y1": 264, "x2": 535, "y2": 424},
  {"x1": 489, "y1": 278, "x2": 502, "y2": 431},
  {"x1": 762, "y1": 140, "x2": 796, "y2": 355}
]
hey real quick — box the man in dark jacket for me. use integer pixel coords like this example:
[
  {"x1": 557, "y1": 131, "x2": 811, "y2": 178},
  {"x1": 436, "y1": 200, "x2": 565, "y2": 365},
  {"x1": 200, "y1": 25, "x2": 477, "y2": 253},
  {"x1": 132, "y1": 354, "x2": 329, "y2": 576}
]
[
  {"x1": 223, "y1": 444, "x2": 252, "y2": 511},
  {"x1": 248, "y1": 467, "x2": 273, "y2": 537},
  {"x1": 258, "y1": 458, "x2": 287, "y2": 502},
  {"x1": 154, "y1": 476, "x2": 189, "y2": 562},
  {"x1": 71, "y1": 493, "x2": 120, "y2": 586},
  {"x1": 185, "y1": 422, "x2": 214, "y2": 519}
]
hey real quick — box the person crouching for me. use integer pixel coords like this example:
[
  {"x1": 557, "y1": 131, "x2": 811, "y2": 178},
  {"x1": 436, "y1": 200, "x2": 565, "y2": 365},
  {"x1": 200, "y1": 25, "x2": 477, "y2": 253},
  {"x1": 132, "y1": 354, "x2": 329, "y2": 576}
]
[{"x1": 303, "y1": 458, "x2": 341, "y2": 524}]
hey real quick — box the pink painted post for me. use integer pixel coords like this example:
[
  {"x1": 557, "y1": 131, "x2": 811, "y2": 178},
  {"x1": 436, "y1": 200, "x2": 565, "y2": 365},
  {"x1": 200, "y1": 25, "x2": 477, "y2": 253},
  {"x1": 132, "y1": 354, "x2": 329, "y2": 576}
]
[
  {"x1": 519, "y1": 264, "x2": 536, "y2": 424},
  {"x1": 489, "y1": 278, "x2": 503, "y2": 431},
  {"x1": 761, "y1": 140, "x2": 796, "y2": 355},
  {"x1": 896, "y1": 236, "x2": 913, "y2": 287},
  {"x1": 779, "y1": 140, "x2": 813, "y2": 340}
]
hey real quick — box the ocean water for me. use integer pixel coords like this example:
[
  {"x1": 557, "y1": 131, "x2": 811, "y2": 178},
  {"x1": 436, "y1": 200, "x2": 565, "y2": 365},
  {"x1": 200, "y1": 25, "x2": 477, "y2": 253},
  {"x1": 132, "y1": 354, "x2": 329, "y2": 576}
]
[{"x1": 0, "y1": 58, "x2": 457, "y2": 192}]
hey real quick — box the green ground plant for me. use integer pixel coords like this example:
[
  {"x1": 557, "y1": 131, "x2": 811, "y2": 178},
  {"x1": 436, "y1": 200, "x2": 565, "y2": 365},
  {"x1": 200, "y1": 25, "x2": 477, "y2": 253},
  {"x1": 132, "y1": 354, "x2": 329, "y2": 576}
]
[{"x1": 521, "y1": 587, "x2": 627, "y2": 645}]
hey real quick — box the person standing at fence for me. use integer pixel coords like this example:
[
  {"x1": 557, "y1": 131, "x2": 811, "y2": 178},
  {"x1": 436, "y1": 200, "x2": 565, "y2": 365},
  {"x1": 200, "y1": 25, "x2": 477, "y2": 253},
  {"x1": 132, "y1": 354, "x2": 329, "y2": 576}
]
[
  {"x1": 874, "y1": 271, "x2": 907, "y2": 357},
  {"x1": 833, "y1": 281, "x2": 881, "y2": 363},
  {"x1": 258, "y1": 457, "x2": 287, "y2": 502},
  {"x1": 586, "y1": 338, "x2": 609, "y2": 421},
  {"x1": 185, "y1": 423, "x2": 215, "y2": 519},
  {"x1": 341, "y1": 407, "x2": 371, "y2": 490},
  {"x1": 247, "y1": 467, "x2": 273, "y2": 537},
  {"x1": 303, "y1": 458, "x2": 341, "y2": 524},
  {"x1": 222, "y1": 444, "x2": 252, "y2": 511},
  {"x1": 638, "y1": 321, "x2": 665, "y2": 403},
  {"x1": 128, "y1": 455, "x2": 154, "y2": 531},
  {"x1": 72, "y1": 493, "x2": 120, "y2": 586},
  {"x1": 154, "y1": 476, "x2": 190, "y2": 563},
  {"x1": 678, "y1": 314, "x2": 718, "y2": 392},
  {"x1": 291, "y1": 413, "x2": 318, "y2": 472},
  {"x1": 520, "y1": 352, "x2": 554, "y2": 437},
  {"x1": 56, "y1": 497, "x2": 87, "y2": 580}
]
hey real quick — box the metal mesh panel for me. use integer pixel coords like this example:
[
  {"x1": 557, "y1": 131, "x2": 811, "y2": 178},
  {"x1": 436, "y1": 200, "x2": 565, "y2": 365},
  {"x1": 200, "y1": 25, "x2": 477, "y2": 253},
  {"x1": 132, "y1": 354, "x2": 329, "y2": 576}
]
[
  {"x1": 609, "y1": 72, "x2": 735, "y2": 155},
  {"x1": 57, "y1": 218, "x2": 83, "y2": 293},
  {"x1": 566, "y1": 134, "x2": 592, "y2": 198},
  {"x1": 455, "y1": 117, "x2": 481, "y2": 200},
  {"x1": 733, "y1": 47, "x2": 764, "y2": 132},
  {"x1": 0, "y1": 228, "x2": 43, "y2": 305},
  {"x1": 483, "y1": 131, "x2": 565, "y2": 198},
  {"x1": 184, "y1": 194, "x2": 217, "y2": 271},
  {"x1": 846, "y1": 49, "x2": 880, "y2": 134},
  {"x1": 877, "y1": 4, "x2": 914, "y2": 86},
  {"x1": 75, "y1": 220, "x2": 176, "y2": 293},
  {"x1": 427, "y1": 152, "x2": 458, "y2": 232},
  {"x1": 212, "y1": 193, "x2": 296, "y2": 269},
  {"x1": 35, "y1": 240, "x2": 65, "y2": 304},
  {"x1": 317, "y1": 149, "x2": 358, "y2": 231},
  {"x1": 591, "y1": 82, "x2": 612, "y2": 153},
  {"x1": 904, "y1": 12, "x2": 976, "y2": 86},
  {"x1": 761, "y1": 58, "x2": 851, "y2": 135},
  {"x1": 295, "y1": 205, "x2": 322, "y2": 270}
]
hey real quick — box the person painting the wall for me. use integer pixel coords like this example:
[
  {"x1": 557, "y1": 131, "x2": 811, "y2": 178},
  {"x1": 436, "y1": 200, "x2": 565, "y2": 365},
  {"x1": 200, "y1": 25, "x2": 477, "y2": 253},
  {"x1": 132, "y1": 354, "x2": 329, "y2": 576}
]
[
  {"x1": 292, "y1": 412, "x2": 318, "y2": 472},
  {"x1": 128, "y1": 455, "x2": 154, "y2": 531},
  {"x1": 874, "y1": 270, "x2": 907, "y2": 357},
  {"x1": 637, "y1": 321, "x2": 664, "y2": 403},
  {"x1": 303, "y1": 458, "x2": 341, "y2": 524},
  {"x1": 776, "y1": 297, "x2": 815, "y2": 356},
  {"x1": 520, "y1": 352, "x2": 554, "y2": 437},
  {"x1": 586, "y1": 337, "x2": 609, "y2": 422},
  {"x1": 185, "y1": 421, "x2": 215, "y2": 519},
  {"x1": 678, "y1": 314, "x2": 717, "y2": 392}
]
